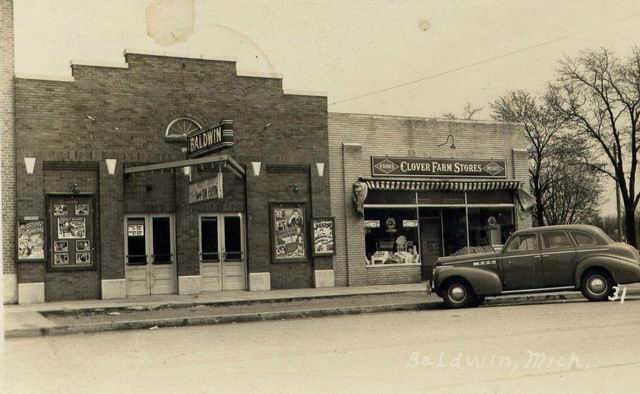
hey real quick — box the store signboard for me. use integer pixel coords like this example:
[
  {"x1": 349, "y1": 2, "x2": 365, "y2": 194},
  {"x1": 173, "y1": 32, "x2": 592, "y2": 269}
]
[
  {"x1": 189, "y1": 174, "x2": 223, "y2": 204},
  {"x1": 371, "y1": 157, "x2": 507, "y2": 178},
  {"x1": 187, "y1": 120, "x2": 234, "y2": 158}
]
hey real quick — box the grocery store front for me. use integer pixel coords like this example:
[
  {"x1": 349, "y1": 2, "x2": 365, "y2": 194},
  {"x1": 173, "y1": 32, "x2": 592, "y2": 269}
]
[
  {"x1": 360, "y1": 175, "x2": 521, "y2": 280},
  {"x1": 328, "y1": 112, "x2": 533, "y2": 287}
]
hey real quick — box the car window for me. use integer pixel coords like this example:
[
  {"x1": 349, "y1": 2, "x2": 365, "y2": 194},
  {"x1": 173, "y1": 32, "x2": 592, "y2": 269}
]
[
  {"x1": 541, "y1": 231, "x2": 574, "y2": 249},
  {"x1": 507, "y1": 234, "x2": 538, "y2": 252},
  {"x1": 570, "y1": 231, "x2": 598, "y2": 246}
]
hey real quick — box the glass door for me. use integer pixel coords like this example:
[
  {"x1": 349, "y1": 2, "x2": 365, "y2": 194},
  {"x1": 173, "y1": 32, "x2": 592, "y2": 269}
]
[
  {"x1": 200, "y1": 213, "x2": 246, "y2": 291},
  {"x1": 125, "y1": 215, "x2": 176, "y2": 296}
]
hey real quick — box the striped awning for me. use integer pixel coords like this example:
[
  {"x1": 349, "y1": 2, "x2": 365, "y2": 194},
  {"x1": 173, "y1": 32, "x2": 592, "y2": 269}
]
[{"x1": 361, "y1": 178, "x2": 520, "y2": 192}]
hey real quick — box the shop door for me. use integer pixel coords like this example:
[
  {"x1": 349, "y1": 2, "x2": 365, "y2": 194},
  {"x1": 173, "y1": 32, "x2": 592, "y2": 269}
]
[
  {"x1": 419, "y1": 216, "x2": 442, "y2": 280},
  {"x1": 125, "y1": 215, "x2": 177, "y2": 296},
  {"x1": 200, "y1": 214, "x2": 247, "y2": 291}
]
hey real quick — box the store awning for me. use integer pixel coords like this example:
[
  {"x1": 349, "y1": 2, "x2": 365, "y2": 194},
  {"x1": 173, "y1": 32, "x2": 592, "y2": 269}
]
[{"x1": 361, "y1": 178, "x2": 520, "y2": 192}]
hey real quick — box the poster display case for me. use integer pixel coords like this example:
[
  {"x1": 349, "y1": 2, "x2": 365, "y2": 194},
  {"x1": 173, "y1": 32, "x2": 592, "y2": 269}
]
[
  {"x1": 270, "y1": 202, "x2": 308, "y2": 263},
  {"x1": 47, "y1": 194, "x2": 97, "y2": 271}
]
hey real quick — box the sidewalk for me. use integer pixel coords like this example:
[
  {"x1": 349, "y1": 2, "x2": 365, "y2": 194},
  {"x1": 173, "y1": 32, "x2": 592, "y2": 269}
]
[{"x1": 4, "y1": 283, "x2": 640, "y2": 338}]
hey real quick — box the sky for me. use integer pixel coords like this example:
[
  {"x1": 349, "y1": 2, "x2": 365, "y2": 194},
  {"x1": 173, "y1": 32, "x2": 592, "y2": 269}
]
[{"x1": 12, "y1": 0, "x2": 640, "y2": 214}]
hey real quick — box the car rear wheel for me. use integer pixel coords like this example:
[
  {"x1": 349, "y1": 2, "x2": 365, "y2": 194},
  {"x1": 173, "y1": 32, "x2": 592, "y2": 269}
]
[
  {"x1": 580, "y1": 269, "x2": 615, "y2": 302},
  {"x1": 442, "y1": 279, "x2": 477, "y2": 308}
]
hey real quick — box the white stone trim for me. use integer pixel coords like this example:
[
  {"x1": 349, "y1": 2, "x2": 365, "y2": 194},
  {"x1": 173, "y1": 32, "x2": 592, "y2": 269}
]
[
  {"x1": 512, "y1": 148, "x2": 529, "y2": 153},
  {"x1": 237, "y1": 70, "x2": 284, "y2": 79},
  {"x1": 3, "y1": 274, "x2": 18, "y2": 304},
  {"x1": 249, "y1": 272, "x2": 271, "y2": 291},
  {"x1": 15, "y1": 73, "x2": 75, "y2": 82},
  {"x1": 71, "y1": 59, "x2": 129, "y2": 69},
  {"x1": 124, "y1": 48, "x2": 237, "y2": 63},
  {"x1": 342, "y1": 142, "x2": 362, "y2": 148},
  {"x1": 283, "y1": 89, "x2": 327, "y2": 97},
  {"x1": 328, "y1": 111, "x2": 523, "y2": 126},
  {"x1": 101, "y1": 279, "x2": 126, "y2": 300},
  {"x1": 314, "y1": 270, "x2": 335, "y2": 288},
  {"x1": 178, "y1": 275, "x2": 202, "y2": 295},
  {"x1": 18, "y1": 282, "x2": 45, "y2": 304}
]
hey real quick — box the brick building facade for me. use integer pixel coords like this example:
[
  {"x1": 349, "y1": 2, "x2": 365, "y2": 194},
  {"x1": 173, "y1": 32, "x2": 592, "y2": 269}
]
[
  {"x1": 4, "y1": 46, "x2": 532, "y2": 304},
  {"x1": 328, "y1": 113, "x2": 531, "y2": 287},
  {"x1": 11, "y1": 50, "x2": 333, "y2": 303},
  {"x1": 1, "y1": 0, "x2": 17, "y2": 304}
]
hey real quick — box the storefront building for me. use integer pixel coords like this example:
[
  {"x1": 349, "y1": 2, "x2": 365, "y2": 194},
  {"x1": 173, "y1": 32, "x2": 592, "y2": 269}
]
[
  {"x1": 9, "y1": 50, "x2": 333, "y2": 303},
  {"x1": 329, "y1": 113, "x2": 532, "y2": 287}
]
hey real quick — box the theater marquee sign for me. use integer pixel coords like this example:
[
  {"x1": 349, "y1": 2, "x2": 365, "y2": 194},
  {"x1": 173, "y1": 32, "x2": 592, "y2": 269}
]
[
  {"x1": 187, "y1": 119, "x2": 234, "y2": 158},
  {"x1": 371, "y1": 157, "x2": 507, "y2": 178}
]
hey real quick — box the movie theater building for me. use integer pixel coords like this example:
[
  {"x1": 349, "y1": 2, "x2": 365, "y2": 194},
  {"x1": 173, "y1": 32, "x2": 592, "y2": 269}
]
[
  {"x1": 328, "y1": 113, "x2": 533, "y2": 287},
  {"x1": 11, "y1": 50, "x2": 334, "y2": 303}
]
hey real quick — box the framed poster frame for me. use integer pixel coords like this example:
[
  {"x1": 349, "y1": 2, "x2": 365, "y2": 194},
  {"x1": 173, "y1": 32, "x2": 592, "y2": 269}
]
[
  {"x1": 16, "y1": 218, "x2": 46, "y2": 262},
  {"x1": 270, "y1": 201, "x2": 308, "y2": 263},
  {"x1": 311, "y1": 217, "x2": 336, "y2": 257},
  {"x1": 45, "y1": 193, "x2": 98, "y2": 272}
]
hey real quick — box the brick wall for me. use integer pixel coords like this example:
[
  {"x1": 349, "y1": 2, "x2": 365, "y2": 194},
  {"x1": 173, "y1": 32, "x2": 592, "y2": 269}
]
[
  {"x1": 14, "y1": 52, "x2": 331, "y2": 297},
  {"x1": 1, "y1": 0, "x2": 17, "y2": 303},
  {"x1": 328, "y1": 113, "x2": 529, "y2": 287}
]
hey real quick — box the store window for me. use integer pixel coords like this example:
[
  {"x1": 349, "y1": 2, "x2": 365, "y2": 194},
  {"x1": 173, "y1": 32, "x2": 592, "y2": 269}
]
[
  {"x1": 467, "y1": 207, "x2": 515, "y2": 248},
  {"x1": 364, "y1": 208, "x2": 420, "y2": 265}
]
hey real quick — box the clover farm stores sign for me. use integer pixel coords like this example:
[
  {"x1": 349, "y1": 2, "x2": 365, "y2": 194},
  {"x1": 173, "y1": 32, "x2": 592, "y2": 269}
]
[
  {"x1": 187, "y1": 120, "x2": 234, "y2": 158},
  {"x1": 371, "y1": 157, "x2": 507, "y2": 178}
]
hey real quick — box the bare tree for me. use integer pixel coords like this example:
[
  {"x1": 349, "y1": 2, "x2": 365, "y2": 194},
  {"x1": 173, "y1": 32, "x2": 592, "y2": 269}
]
[
  {"x1": 442, "y1": 102, "x2": 483, "y2": 120},
  {"x1": 461, "y1": 102, "x2": 483, "y2": 120},
  {"x1": 547, "y1": 48, "x2": 640, "y2": 246},
  {"x1": 490, "y1": 90, "x2": 565, "y2": 225},
  {"x1": 542, "y1": 143, "x2": 603, "y2": 225}
]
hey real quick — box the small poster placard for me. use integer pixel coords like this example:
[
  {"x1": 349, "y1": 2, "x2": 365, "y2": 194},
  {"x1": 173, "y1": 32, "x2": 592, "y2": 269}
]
[
  {"x1": 17, "y1": 219, "x2": 45, "y2": 261},
  {"x1": 312, "y1": 217, "x2": 335, "y2": 256}
]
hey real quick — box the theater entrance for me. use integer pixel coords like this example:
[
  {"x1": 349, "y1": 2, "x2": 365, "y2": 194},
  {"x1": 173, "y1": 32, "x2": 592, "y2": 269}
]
[
  {"x1": 199, "y1": 213, "x2": 247, "y2": 291},
  {"x1": 124, "y1": 214, "x2": 177, "y2": 296}
]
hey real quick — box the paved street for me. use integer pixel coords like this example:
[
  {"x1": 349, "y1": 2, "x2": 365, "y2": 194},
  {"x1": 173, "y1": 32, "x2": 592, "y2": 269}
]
[{"x1": 3, "y1": 297, "x2": 640, "y2": 394}]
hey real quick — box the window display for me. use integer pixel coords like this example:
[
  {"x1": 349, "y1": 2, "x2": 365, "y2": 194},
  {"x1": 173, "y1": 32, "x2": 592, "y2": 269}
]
[
  {"x1": 364, "y1": 208, "x2": 420, "y2": 265},
  {"x1": 467, "y1": 207, "x2": 515, "y2": 248}
]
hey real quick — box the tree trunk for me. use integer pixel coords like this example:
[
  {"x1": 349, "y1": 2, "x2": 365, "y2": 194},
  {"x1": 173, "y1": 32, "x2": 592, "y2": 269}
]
[
  {"x1": 623, "y1": 200, "x2": 637, "y2": 247},
  {"x1": 535, "y1": 193, "x2": 545, "y2": 226}
]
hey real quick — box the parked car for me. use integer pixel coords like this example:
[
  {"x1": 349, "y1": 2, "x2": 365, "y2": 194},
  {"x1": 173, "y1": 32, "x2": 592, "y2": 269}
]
[{"x1": 431, "y1": 225, "x2": 640, "y2": 308}]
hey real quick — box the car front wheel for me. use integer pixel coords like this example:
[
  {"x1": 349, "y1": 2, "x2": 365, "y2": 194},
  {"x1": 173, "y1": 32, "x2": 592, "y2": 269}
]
[
  {"x1": 442, "y1": 279, "x2": 477, "y2": 308},
  {"x1": 580, "y1": 269, "x2": 615, "y2": 302}
]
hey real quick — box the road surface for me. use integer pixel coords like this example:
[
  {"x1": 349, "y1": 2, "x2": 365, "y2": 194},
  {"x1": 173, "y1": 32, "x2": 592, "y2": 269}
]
[{"x1": 3, "y1": 298, "x2": 640, "y2": 393}]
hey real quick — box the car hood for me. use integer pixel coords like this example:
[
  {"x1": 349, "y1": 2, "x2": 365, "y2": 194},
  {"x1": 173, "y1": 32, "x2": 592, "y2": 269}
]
[{"x1": 436, "y1": 251, "x2": 501, "y2": 266}]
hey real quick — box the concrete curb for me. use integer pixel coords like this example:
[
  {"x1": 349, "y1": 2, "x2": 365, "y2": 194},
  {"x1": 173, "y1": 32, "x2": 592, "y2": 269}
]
[
  {"x1": 5, "y1": 302, "x2": 440, "y2": 339},
  {"x1": 34, "y1": 290, "x2": 428, "y2": 315}
]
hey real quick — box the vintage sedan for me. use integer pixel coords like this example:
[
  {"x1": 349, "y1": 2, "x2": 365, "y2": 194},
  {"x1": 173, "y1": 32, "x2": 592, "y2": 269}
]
[{"x1": 432, "y1": 225, "x2": 640, "y2": 308}]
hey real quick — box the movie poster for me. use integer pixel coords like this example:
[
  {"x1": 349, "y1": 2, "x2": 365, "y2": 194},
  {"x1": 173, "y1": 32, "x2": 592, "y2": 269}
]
[
  {"x1": 58, "y1": 218, "x2": 86, "y2": 239},
  {"x1": 272, "y1": 204, "x2": 306, "y2": 262},
  {"x1": 312, "y1": 218, "x2": 335, "y2": 256},
  {"x1": 17, "y1": 220, "x2": 45, "y2": 260}
]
